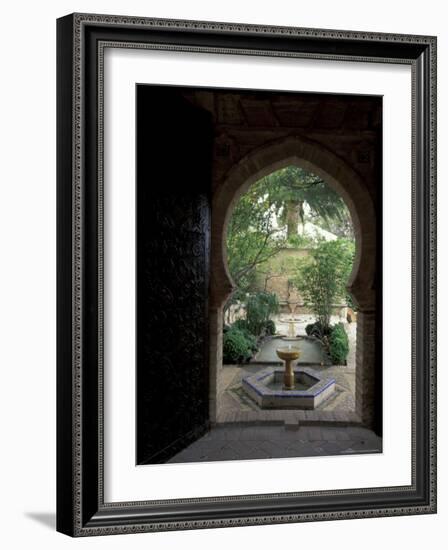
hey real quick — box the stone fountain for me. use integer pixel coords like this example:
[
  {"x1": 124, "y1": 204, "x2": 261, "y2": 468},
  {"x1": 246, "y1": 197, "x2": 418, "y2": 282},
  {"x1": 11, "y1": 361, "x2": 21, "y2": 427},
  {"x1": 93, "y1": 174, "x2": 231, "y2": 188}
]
[
  {"x1": 282, "y1": 318, "x2": 300, "y2": 341},
  {"x1": 281, "y1": 299, "x2": 301, "y2": 342},
  {"x1": 276, "y1": 345, "x2": 300, "y2": 390},
  {"x1": 242, "y1": 341, "x2": 336, "y2": 409}
]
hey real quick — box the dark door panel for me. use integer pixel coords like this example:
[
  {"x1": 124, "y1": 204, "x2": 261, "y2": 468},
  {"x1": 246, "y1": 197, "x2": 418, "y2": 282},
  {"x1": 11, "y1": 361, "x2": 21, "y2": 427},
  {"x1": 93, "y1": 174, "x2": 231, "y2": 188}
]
[{"x1": 136, "y1": 85, "x2": 213, "y2": 464}]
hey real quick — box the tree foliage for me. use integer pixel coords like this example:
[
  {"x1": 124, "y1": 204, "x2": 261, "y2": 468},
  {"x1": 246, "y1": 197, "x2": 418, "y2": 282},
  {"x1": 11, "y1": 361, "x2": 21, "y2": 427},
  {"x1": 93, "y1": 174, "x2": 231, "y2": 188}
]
[
  {"x1": 245, "y1": 291, "x2": 279, "y2": 336},
  {"x1": 226, "y1": 181, "x2": 286, "y2": 295},
  {"x1": 259, "y1": 166, "x2": 352, "y2": 239},
  {"x1": 225, "y1": 165, "x2": 354, "y2": 312},
  {"x1": 291, "y1": 239, "x2": 355, "y2": 332}
]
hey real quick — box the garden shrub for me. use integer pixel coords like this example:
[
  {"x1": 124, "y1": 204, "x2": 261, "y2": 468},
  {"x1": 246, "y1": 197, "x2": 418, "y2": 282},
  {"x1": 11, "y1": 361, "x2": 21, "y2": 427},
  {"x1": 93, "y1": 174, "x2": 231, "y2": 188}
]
[
  {"x1": 242, "y1": 330, "x2": 258, "y2": 353},
  {"x1": 265, "y1": 319, "x2": 276, "y2": 335},
  {"x1": 232, "y1": 319, "x2": 249, "y2": 332},
  {"x1": 222, "y1": 327, "x2": 254, "y2": 364},
  {"x1": 305, "y1": 322, "x2": 315, "y2": 336},
  {"x1": 233, "y1": 316, "x2": 276, "y2": 338},
  {"x1": 329, "y1": 322, "x2": 349, "y2": 364},
  {"x1": 292, "y1": 239, "x2": 355, "y2": 334},
  {"x1": 231, "y1": 320, "x2": 258, "y2": 351},
  {"x1": 245, "y1": 291, "x2": 279, "y2": 336},
  {"x1": 305, "y1": 321, "x2": 331, "y2": 338}
]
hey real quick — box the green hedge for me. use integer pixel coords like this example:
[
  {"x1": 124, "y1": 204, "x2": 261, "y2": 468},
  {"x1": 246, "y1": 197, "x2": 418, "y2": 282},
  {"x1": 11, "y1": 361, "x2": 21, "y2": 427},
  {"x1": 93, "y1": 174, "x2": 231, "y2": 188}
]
[
  {"x1": 231, "y1": 320, "x2": 258, "y2": 350},
  {"x1": 223, "y1": 327, "x2": 256, "y2": 364},
  {"x1": 329, "y1": 323, "x2": 349, "y2": 364},
  {"x1": 305, "y1": 321, "x2": 331, "y2": 338},
  {"x1": 233, "y1": 317, "x2": 276, "y2": 338}
]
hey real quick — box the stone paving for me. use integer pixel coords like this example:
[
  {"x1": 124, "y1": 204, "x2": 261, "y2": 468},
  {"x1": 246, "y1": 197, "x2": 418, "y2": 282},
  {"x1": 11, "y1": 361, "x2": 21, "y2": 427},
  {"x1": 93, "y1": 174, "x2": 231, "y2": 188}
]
[{"x1": 168, "y1": 423, "x2": 381, "y2": 463}]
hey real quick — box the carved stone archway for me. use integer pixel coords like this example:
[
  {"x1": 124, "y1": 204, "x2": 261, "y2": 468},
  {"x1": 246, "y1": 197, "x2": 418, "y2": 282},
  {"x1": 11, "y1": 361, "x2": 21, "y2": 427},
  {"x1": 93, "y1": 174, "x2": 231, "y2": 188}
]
[{"x1": 209, "y1": 136, "x2": 378, "y2": 429}]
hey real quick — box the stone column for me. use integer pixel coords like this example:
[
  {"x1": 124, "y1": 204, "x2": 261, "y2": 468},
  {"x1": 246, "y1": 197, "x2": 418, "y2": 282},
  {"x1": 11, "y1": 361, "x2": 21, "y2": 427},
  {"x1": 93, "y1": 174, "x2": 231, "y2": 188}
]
[
  {"x1": 355, "y1": 310, "x2": 377, "y2": 429},
  {"x1": 209, "y1": 306, "x2": 223, "y2": 424}
]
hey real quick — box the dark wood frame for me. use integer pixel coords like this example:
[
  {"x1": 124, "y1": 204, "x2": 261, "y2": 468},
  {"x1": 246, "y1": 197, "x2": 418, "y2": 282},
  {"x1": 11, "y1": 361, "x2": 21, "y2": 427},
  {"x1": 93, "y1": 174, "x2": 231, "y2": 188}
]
[{"x1": 57, "y1": 13, "x2": 437, "y2": 536}]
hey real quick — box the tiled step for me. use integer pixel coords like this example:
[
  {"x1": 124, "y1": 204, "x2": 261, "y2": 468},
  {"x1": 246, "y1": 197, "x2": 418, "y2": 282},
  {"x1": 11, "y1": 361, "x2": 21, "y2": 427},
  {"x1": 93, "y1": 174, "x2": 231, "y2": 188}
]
[{"x1": 216, "y1": 409, "x2": 362, "y2": 427}]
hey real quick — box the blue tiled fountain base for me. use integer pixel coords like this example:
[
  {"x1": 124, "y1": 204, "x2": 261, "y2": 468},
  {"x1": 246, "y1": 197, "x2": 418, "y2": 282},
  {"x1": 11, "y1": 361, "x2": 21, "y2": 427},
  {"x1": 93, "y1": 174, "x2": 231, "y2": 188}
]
[{"x1": 242, "y1": 367, "x2": 336, "y2": 409}]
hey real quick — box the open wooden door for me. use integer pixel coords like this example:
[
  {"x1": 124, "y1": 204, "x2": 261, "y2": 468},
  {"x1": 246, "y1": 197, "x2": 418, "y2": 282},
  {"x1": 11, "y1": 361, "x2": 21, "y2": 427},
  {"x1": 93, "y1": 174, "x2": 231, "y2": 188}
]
[{"x1": 136, "y1": 85, "x2": 213, "y2": 464}]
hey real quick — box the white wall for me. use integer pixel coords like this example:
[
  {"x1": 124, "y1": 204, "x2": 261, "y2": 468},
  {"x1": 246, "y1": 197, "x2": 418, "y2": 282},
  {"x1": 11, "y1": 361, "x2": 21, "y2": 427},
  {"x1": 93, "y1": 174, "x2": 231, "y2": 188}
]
[{"x1": 0, "y1": 0, "x2": 445, "y2": 548}]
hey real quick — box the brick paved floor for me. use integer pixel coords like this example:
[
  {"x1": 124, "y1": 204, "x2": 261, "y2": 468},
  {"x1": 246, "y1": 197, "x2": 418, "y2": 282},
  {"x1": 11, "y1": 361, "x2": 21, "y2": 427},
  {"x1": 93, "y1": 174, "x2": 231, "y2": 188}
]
[{"x1": 167, "y1": 424, "x2": 381, "y2": 463}]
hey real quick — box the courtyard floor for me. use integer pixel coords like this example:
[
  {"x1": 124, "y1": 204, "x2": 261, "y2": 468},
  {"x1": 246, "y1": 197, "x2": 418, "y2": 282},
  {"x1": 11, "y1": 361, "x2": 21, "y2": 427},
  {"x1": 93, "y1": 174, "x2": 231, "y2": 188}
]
[
  {"x1": 217, "y1": 315, "x2": 357, "y2": 423},
  {"x1": 167, "y1": 318, "x2": 378, "y2": 465},
  {"x1": 168, "y1": 423, "x2": 381, "y2": 463}
]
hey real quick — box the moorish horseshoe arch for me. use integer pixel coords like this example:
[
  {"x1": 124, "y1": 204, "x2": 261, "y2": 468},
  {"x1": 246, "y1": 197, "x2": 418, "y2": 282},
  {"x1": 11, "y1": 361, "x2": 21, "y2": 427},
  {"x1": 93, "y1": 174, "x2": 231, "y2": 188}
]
[{"x1": 209, "y1": 136, "x2": 378, "y2": 429}]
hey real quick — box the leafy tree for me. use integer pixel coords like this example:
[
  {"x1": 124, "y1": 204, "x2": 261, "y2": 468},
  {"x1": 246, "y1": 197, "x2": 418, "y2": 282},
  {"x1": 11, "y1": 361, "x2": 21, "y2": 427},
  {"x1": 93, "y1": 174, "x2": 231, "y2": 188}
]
[
  {"x1": 226, "y1": 181, "x2": 286, "y2": 297},
  {"x1": 259, "y1": 166, "x2": 351, "y2": 239},
  {"x1": 225, "y1": 166, "x2": 354, "y2": 314},
  {"x1": 245, "y1": 291, "x2": 279, "y2": 336},
  {"x1": 291, "y1": 239, "x2": 355, "y2": 333},
  {"x1": 308, "y1": 209, "x2": 355, "y2": 240}
]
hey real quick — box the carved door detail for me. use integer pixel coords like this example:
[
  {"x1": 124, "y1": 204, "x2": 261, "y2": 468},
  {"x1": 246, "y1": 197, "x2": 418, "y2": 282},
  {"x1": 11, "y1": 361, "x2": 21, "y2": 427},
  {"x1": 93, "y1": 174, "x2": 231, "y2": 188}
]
[{"x1": 136, "y1": 86, "x2": 213, "y2": 463}]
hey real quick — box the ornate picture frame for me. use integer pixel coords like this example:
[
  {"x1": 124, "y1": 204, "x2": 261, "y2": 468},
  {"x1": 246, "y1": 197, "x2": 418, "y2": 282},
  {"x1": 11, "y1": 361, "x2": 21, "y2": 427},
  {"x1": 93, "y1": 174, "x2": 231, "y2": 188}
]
[{"x1": 57, "y1": 13, "x2": 436, "y2": 536}]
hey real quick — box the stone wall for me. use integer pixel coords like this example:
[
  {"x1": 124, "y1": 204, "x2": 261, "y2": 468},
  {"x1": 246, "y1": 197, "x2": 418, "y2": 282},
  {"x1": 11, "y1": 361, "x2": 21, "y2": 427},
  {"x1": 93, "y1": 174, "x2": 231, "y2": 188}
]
[
  {"x1": 252, "y1": 248, "x2": 349, "y2": 316},
  {"x1": 253, "y1": 248, "x2": 307, "y2": 307}
]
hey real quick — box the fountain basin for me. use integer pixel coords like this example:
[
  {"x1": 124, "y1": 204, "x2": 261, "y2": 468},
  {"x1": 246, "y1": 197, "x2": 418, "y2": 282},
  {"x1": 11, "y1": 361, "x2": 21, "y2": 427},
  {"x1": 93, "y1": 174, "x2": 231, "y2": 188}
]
[
  {"x1": 276, "y1": 347, "x2": 300, "y2": 361},
  {"x1": 282, "y1": 317, "x2": 300, "y2": 341},
  {"x1": 242, "y1": 367, "x2": 335, "y2": 409}
]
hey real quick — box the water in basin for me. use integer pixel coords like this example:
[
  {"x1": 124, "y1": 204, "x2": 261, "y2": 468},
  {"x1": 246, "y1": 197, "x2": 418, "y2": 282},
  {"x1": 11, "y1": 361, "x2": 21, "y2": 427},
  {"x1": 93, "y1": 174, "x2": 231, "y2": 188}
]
[{"x1": 255, "y1": 337, "x2": 328, "y2": 365}]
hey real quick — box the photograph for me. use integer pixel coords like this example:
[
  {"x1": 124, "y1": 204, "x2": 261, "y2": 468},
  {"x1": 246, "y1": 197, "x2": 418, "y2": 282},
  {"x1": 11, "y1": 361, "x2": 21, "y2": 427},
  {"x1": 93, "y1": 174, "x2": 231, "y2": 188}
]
[
  {"x1": 135, "y1": 85, "x2": 383, "y2": 465},
  {"x1": 53, "y1": 8, "x2": 437, "y2": 538},
  {"x1": 1, "y1": 1, "x2": 445, "y2": 548}
]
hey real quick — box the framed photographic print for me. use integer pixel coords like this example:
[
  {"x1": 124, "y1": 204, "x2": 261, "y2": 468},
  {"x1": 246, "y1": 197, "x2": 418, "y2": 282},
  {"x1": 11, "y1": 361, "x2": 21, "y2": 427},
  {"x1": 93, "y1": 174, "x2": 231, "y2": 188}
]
[{"x1": 56, "y1": 13, "x2": 437, "y2": 536}]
